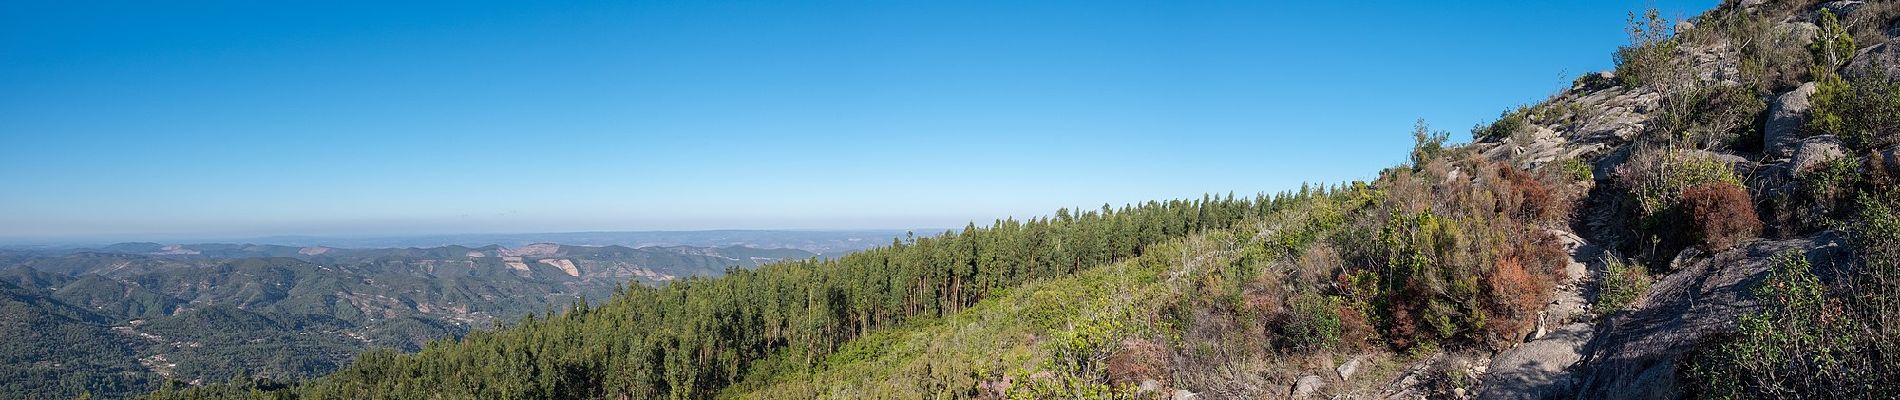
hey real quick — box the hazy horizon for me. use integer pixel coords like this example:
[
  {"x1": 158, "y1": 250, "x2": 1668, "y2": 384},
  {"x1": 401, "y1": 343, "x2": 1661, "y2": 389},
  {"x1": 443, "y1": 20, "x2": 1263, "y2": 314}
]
[{"x1": 0, "y1": 227, "x2": 930, "y2": 247}]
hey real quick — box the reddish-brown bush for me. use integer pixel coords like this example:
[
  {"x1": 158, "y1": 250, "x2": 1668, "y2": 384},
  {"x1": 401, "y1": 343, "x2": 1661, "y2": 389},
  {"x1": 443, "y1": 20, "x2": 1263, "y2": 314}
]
[
  {"x1": 1389, "y1": 306, "x2": 1419, "y2": 350},
  {"x1": 1106, "y1": 338, "x2": 1169, "y2": 387},
  {"x1": 1337, "y1": 304, "x2": 1376, "y2": 351},
  {"x1": 1682, "y1": 182, "x2": 1762, "y2": 251},
  {"x1": 1486, "y1": 254, "x2": 1551, "y2": 340},
  {"x1": 1499, "y1": 164, "x2": 1568, "y2": 223},
  {"x1": 1241, "y1": 273, "x2": 1285, "y2": 318}
]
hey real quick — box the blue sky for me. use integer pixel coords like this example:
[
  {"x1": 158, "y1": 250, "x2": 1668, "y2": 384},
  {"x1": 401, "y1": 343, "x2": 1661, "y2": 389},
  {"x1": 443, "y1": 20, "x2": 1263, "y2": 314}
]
[{"x1": 0, "y1": 0, "x2": 1715, "y2": 240}]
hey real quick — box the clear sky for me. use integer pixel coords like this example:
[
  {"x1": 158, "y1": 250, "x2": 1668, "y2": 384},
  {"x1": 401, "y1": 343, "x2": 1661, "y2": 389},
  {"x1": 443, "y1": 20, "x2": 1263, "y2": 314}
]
[{"x1": 0, "y1": 0, "x2": 1716, "y2": 241}]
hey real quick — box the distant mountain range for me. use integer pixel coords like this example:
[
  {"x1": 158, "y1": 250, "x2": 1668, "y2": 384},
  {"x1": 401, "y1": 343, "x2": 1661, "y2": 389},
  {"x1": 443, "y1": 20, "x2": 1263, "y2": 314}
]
[
  {"x1": 3, "y1": 229, "x2": 917, "y2": 257},
  {"x1": 238, "y1": 229, "x2": 914, "y2": 256},
  {"x1": 0, "y1": 240, "x2": 830, "y2": 399}
]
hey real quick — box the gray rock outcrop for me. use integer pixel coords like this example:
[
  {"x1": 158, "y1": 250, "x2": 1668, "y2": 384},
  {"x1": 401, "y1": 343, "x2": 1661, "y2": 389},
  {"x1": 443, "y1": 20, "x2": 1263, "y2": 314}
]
[
  {"x1": 1766, "y1": 82, "x2": 1818, "y2": 158},
  {"x1": 1572, "y1": 234, "x2": 1849, "y2": 399},
  {"x1": 1818, "y1": 1, "x2": 1865, "y2": 18},
  {"x1": 1846, "y1": 37, "x2": 1900, "y2": 80}
]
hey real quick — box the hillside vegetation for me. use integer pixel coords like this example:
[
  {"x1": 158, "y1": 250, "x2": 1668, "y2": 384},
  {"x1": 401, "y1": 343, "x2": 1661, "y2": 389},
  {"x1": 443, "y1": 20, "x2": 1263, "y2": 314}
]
[{"x1": 139, "y1": 0, "x2": 1900, "y2": 399}]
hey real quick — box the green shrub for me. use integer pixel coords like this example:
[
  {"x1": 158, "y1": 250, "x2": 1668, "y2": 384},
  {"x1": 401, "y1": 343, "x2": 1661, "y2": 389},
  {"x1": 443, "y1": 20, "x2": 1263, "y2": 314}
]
[
  {"x1": 1376, "y1": 210, "x2": 1468, "y2": 349},
  {"x1": 1410, "y1": 119, "x2": 1451, "y2": 167},
  {"x1": 1702, "y1": 5, "x2": 1811, "y2": 91},
  {"x1": 1686, "y1": 251, "x2": 1866, "y2": 398},
  {"x1": 1472, "y1": 106, "x2": 1530, "y2": 141},
  {"x1": 1617, "y1": 147, "x2": 1742, "y2": 218},
  {"x1": 1562, "y1": 158, "x2": 1594, "y2": 182},
  {"x1": 1850, "y1": 192, "x2": 1900, "y2": 345},
  {"x1": 1808, "y1": 71, "x2": 1900, "y2": 149},
  {"x1": 1614, "y1": 9, "x2": 1686, "y2": 90},
  {"x1": 1654, "y1": 83, "x2": 1766, "y2": 150},
  {"x1": 1573, "y1": 72, "x2": 1617, "y2": 92},
  {"x1": 1810, "y1": 9, "x2": 1856, "y2": 68},
  {"x1": 1278, "y1": 292, "x2": 1342, "y2": 351},
  {"x1": 1807, "y1": 9, "x2": 1897, "y2": 150},
  {"x1": 1802, "y1": 156, "x2": 1865, "y2": 226},
  {"x1": 1595, "y1": 257, "x2": 1651, "y2": 316}
]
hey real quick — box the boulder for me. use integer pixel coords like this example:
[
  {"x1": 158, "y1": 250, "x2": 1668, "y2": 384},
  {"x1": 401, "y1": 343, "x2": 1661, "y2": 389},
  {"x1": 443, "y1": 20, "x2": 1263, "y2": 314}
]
[
  {"x1": 1788, "y1": 135, "x2": 1849, "y2": 176},
  {"x1": 1845, "y1": 37, "x2": 1900, "y2": 80},
  {"x1": 1782, "y1": 22, "x2": 1819, "y2": 48},
  {"x1": 1765, "y1": 82, "x2": 1818, "y2": 158},
  {"x1": 1290, "y1": 375, "x2": 1325, "y2": 398}
]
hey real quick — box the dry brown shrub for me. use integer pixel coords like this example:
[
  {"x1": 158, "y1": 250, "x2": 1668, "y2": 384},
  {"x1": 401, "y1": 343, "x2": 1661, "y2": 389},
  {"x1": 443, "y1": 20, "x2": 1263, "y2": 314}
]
[
  {"x1": 1292, "y1": 243, "x2": 1340, "y2": 288},
  {"x1": 1106, "y1": 338, "x2": 1169, "y2": 388},
  {"x1": 1240, "y1": 277, "x2": 1284, "y2": 345},
  {"x1": 1388, "y1": 306, "x2": 1418, "y2": 350},
  {"x1": 1871, "y1": 148, "x2": 1897, "y2": 191},
  {"x1": 1486, "y1": 254, "x2": 1550, "y2": 340},
  {"x1": 1682, "y1": 182, "x2": 1762, "y2": 251},
  {"x1": 1337, "y1": 304, "x2": 1376, "y2": 351},
  {"x1": 1498, "y1": 164, "x2": 1572, "y2": 224}
]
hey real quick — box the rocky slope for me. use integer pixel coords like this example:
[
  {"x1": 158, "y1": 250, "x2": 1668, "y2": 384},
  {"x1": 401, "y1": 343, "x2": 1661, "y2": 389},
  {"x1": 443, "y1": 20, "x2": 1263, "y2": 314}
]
[{"x1": 1455, "y1": 1, "x2": 1899, "y2": 398}]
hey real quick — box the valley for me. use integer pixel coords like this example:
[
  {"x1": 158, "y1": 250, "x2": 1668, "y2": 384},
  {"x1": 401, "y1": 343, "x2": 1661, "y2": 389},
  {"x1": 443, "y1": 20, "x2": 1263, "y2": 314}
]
[{"x1": 0, "y1": 240, "x2": 841, "y2": 398}]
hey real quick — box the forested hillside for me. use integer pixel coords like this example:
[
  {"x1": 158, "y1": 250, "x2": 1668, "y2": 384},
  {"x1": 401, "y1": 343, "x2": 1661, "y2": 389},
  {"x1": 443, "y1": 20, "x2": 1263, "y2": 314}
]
[
  {"x1": 145, "y1": 196, "x2": 1282, "y2": 399},
  {"x1": 138, "y1": 0, "x2": 1900, "y2": 399}
]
